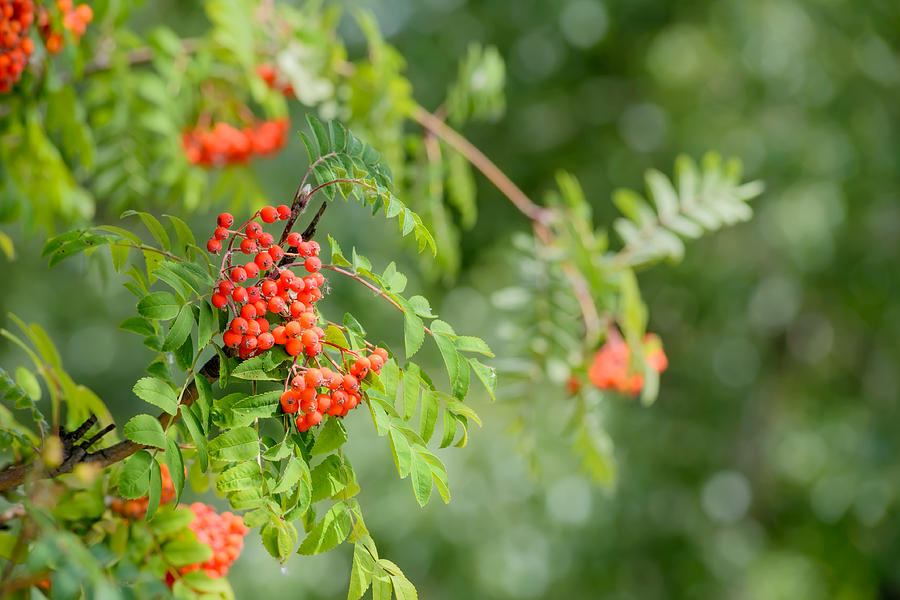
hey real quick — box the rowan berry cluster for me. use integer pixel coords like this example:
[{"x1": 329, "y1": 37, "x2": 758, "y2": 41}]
[
  {"x1": 182, "y1": 118, "x2": 289, "y2": 167},
  {"x1": 256, "y1": 63, "x2": 294, "y2": 97},
  {"x1": 588, "y1": 332, "x2": 668, "y2": 394},
  {"x1": 0, "y1": 0, "x2": 35, "y2": 93},
  {"x1": 37, "y1": 0, "x2": 92, "y2": 54},
  {"x1": 177, "y1": 503, "x2": 248, "y2": 579},
  {"x1": 109, "y1": 463, "x2": 177, "y2": 520},
  {"x1": 207, "y1": 208, "x2": 387, "y2": 432}
]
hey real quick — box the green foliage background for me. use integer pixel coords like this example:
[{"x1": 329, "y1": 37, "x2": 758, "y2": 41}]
[{"x1": 3, "y1": 0, "x2": 899, "y2": 598}]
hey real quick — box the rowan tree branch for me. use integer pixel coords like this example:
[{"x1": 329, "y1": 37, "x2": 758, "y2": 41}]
[{"x1": 0, "y1": 354, "x2": 220, "y2": 493}]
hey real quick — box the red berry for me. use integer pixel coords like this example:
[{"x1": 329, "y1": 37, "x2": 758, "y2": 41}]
[
  {"x1": 287, "y1": 232, "x2": 302, "y2": 247},
  {"x1": 254, "y1": 299, "x2": 268, "y2": 316},
  {"x1": 260, "y1": 206, "x2": 278, "y2": 223},
  {"x1": 247, "y1": 287, "x2": 262, "y2": 301},
  {"x1": 245, "y1": 222, "x2": 263, "y2": 239},
  {"x1": 241, "y1": 335, "x2": 258, "y2": 350},
  {"x1": 240, "y1": 239, "x2": 258, "y2": 254},
  {"x1": 217, "y1": 213, "x2": 234, "y2": 228},
  {"x1": 232, "y1": 287, "x2": 249, "y2": 303},
  {"x1": 309, "y1": 241, "x2": 321, "y2": 255},
  {"x1": 295, "y1": 414, "x2": 309, "y2": 432},
  {"x1": 301, "y1": 330, "x2": 319, "y2": 346},
  {"x1": 255, "y1": 317, "x2": 270, "y2": 333},
  {"x1": 214, "y1": 227, "x2": 229, "y2": 240},
  {"x1": 268, "y1": 245, "x2": 284, "y2": 261},
  {"x1": 277, "y1": 205, "x2": 291, "y2": 219},
  {"x1": 290, "y1": 301, "x2": 306, "y2": 318},
  {"x1": 369, "y1": 354, "x2": 384, "y2": 371},
  {"x1": 246, "y1": 319, "x2": 261, "y2": 337},
  {"x1": 307, "y1": 411, "x2": 323, "y2": 426},
  {"x1": 230, "y1": 318, "x2": 249, "y2": 334},
  {"x1": 257, "y1": 332, "x2": 275, "y2": 350},
  {"x1": 300, "y1": 398, "x2": 317, "y2": 414},
  {"x1": 304, "y1": 257, "x2": 321, "y2": 273},
  {"x1": 218, "y1": 280, "x2": 235, "y2": 295},
  {"x1": 207, "y1": 239, "x2": 222, "y2": 253},
  {"x1": 305, "y1": 368, "x2": 323, "y2": 388},
  {"x1": 240, "y1": 304, "x2": 257, "y2": 319},
  {"x1": 272, "y1": 326, "x2": 287, "y2": 345},
  {"x1": 268, "y1": 296, "x2": 286, "y2": 314},
  {"x1": 289, "y1": 277, "x2": 306, "y2": 292},
  {"x1": 316, "y1": 394, "x2": 332, "y2": 412},
  {"x1": 285, "y1": 338, "x2": 303, "y2": 356},
  {"x1": 285, "y1": 321, "x2": 302, "y2": 337},
  {"x1": 230, "y1": 267, "x2": 248, "y2": 283},
  {"x1": 291, "y1": 375, "x2": 306, "y2": 390},
  {"x1": 261, "y1": 280, "x2": 278, "y2": 297},
  {"x1": 255, "y1": 252, "x2": 274, "y2": 270},
  {"x1": 223, "y1": 330, "x2": 241, "y2": 348},
  {"x1": 304, "y1": 342, "x2": 322, "y2": 356},
  {"x1": 211, "y1": 293, "x2": 228, "y2": 309},
  {"x1": 280, "y1": 391, "x2": 299, "y2": 413},
  {"x1": 342, "y1": 374, "x2": 360, "y2": 392},
  {"x1": 258, "y1": 232, "x2": 274, "y2": 248},
  {"x1": 297, "y1": 241, "x2": 313, "y2": 257},
  {"x1": 243, "y1": 261, "x2": 260, "y2": 279},
  {"x1": 352, "y1": 357, "x2": 371, "y2": 377}
]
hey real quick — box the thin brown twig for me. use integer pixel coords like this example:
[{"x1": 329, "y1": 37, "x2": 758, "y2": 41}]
[
  {"x1": 301, "y1": 201, "x2": 329, "y2": 241},
  {"x1": 410, "y1": 104, "x2": 552, "y2": 225}
]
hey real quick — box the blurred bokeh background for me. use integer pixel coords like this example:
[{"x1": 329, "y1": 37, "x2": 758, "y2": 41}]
[{"x1": 3, "y1": 0, "x2": 900, "y2": 598}]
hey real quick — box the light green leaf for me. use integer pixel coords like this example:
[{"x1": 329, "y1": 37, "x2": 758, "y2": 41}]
[
  {"x1": 389, "y1": 427, "x2": 412, "y2": 478},
  {"x1": 310, "y1": 455, "x2": 347, "y2": 502},
  {"x1": 311, "y1": 418, "x2": 348, "y2": 455},
  {"x1": 162, "y1": 539, "x2": 213, "y2": 567},
  {"x1": 162, "y1": 305, "x2": 193, "y2": 352},
  {"x1": 419, "y1": 392, "x2": 438, "y2": 443},
  {"x1": 123, "y1": 414, "x2": 167, "y2": 449},
  {"x1": 165, "y1": 437, "x2": 186, "y2": 505},
  {"x1": 137, "y1": 291, "x2": 180, "y2": 320},
  {"x1": 272, "y1": 455, "x2": 310, "y2": 495},
  {"x1": 197, "y1": 301, "x2": 216, "y2": 350},
  {"x1": 453, "y1": 336, "x2": 494, "y2": 357},
  {"x1": 215, "y1": 461, "x2": 263, "y2": 493},
  {"x1": 348, "y1": 543, "x2": 375, "y2": 600},
  {"x1": 146, "y1": 459, "x2": 162, "y2": 520},
  {"x1": 208, "y1": 427, "x2": 259, "y2": 462},
  {"x1": 132, "y1": 377, "x2": 178, "y2": 415},
  {"x1": 118, "y1": 450, "x2": 153, "y2": 499},
  {"x1": 409, "y1": 449, "x2": 433, "y2": 507},
  {"x1": 469, "y1": 358, "x2": 497, "y2": 401},
  {"x1": 297, "y1": 501, "x2": 351, "y2": 555}
]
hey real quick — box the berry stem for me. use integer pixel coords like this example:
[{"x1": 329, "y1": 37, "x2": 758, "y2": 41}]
[
  {"x1": 322, "y1": 265, "x2": 433, "y2": 336},
  {"x1": 112, "y1": 242, "x2": 183, "y2": 263}
]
